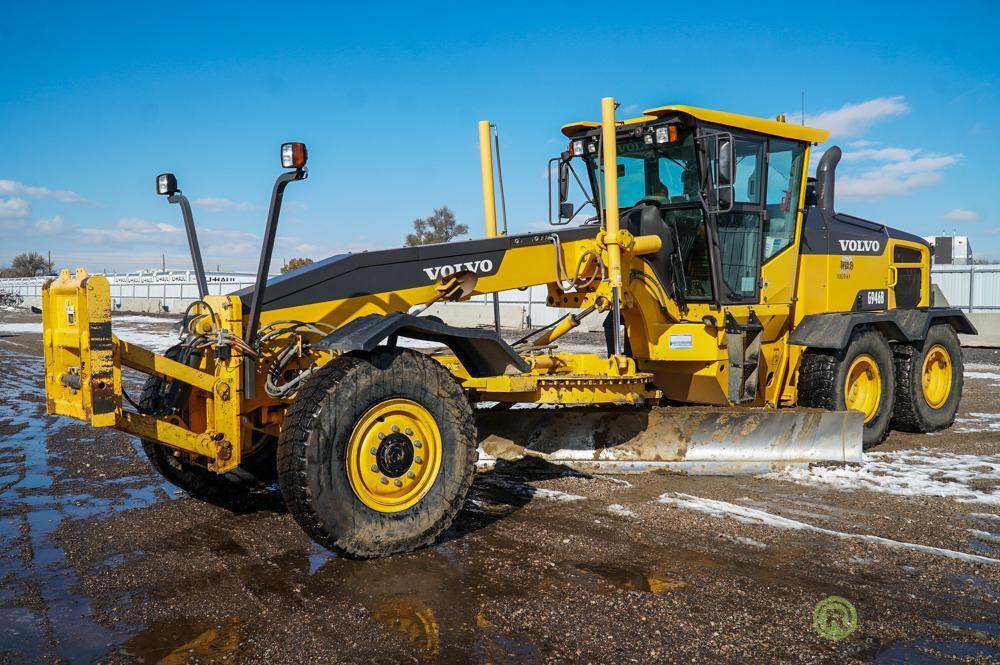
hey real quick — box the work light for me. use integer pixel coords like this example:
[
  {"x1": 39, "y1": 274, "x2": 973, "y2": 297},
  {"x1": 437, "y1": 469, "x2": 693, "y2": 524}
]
[
  {"x1": 572, "y1": 140, "x2": 585, "y2": 157},
  {"x1": 281, "y1": 142, "x2": 308, "y2": 169},
  {"x1": 655, "y1": 126, "x2": 678, "y2": 144},
  {"x1": 156, "y1": 173, "x2": 178, "y2": 196}
]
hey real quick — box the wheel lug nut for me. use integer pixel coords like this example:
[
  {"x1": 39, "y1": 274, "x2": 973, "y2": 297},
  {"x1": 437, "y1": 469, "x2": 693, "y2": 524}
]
[
  {"x1": 407, "y1": 471, "x2": 415, "y2": 479},
  {"x1": 378, "y1": 432, "x2": 386, "y2": 440},
  {"x1": 404, "y1": 427, "x2": 413, "y2": 436},
  {"x1": 380, "y1": 477, "x2": 389, "y2": 485},
  {"x1": 415, "y1": 456, "x2": 423, "y2": 465},
  {"x1": 391, "y1": 424, "x2": 400, "y2": 433},
  {"x1": 369, "y1": 447, "x2": 377, "y2": 455},
  {"x1": 413, "y1": 440, "x2": 422, "y2": 448},
  {"x1": 394, "y1": 479, "x2": 403, "y2": 487},
  {"x1": 371, "y1": 464, "x2": 378, "y2": 472}
]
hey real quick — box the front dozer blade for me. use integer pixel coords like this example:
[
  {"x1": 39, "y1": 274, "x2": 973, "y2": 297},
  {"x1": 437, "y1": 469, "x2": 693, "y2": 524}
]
[{"x1": 476, "y1": 407, "x2": 863, "y2": 475}]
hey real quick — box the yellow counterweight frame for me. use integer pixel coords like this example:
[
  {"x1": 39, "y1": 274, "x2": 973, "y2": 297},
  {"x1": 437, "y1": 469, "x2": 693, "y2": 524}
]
[{"x1": 43, "y1": 269, "x2": 248, "y2": 472}]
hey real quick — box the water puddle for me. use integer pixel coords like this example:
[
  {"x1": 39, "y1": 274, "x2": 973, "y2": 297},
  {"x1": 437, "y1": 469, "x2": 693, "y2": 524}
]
[
  {"x1": 575, "y1": 562, "x2": 687, "y2": 594},
  {"x1": 0, "y1": 348, "x2": 174, "y2": 661},
  {"x1": 115, "y1": 616, "x2": 245, "y2": 663}
]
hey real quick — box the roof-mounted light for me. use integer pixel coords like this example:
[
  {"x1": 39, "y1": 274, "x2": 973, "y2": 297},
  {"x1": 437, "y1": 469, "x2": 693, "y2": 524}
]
[
  {"x1": 655, "y1": 126, "x2": 678, "y2": 144},
  {"x1": 281, "y1": 142, "x2": 308, "y2": 170},
  {"x1": 571, "y1": 140, "x2": 585, "y2": 157},
  {"x1": 155, "y1": 173, "x2": 178, "y2": 196}
]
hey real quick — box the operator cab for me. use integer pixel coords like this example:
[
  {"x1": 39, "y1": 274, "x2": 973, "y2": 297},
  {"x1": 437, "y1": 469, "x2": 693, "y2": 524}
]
[{"x1": 555, "y1": 106, "x2": 827, "y2": 309}]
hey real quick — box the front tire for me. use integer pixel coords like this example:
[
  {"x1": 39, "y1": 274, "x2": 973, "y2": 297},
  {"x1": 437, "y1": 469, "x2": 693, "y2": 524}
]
[
  {"x1": 277, "y1": 347, "x2": 476, "y2": 558},
  {"x1": 138, "y1": 346, "x2": 275, "y2": 509},
  {"x1": 799, "y1": 329, "x2": 896, "y2": 449},
  {"x1": 891, "y1": 323, "x2": 963, "y2": 433}
]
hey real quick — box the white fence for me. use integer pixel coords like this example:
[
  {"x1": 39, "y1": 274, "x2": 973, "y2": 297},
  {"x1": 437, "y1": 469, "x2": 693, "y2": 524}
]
[
  {"x1": 931, "y1": 264, "x2": 1000, "y2": 312},
  {"x1": 0, "y1": 271, "x2": 258, "y2": 313}
]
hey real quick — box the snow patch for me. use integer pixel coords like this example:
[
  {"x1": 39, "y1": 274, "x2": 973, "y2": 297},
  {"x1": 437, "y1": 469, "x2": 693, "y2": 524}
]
[
  {"x1": 481, "y1": 476, "x2": 585, "y2": 502},
  {"x1": 0, "y1": 322, "x2": 42, "y2": 334},
  {"x1": 658, "y1": 492, "x2": 1000, "y2": 565},
  {"x1": 114, "y1": 327, "x2": 178, "y2": 354},
  {"x1": 0, "y1": 320, "x2": 178, "y2": 353},
  {"x1": 606, "y1": 504, "x2": 637, "y2": 518},
  {"x1": 954, "y1": 412, "x2": 1000, "y2": 433},
  {"x1": 968, "y1": 529, "x2": 1000, "y2": 544},
  {"x1": 965, "y1": 371, "x2": 1000, "y2": 382},
  {"x1": 720, "y1": 533, "x2": 767, "y2": 549},
  {"x1": 760, "y1": 449, "x2": 999, "y2": 506}
]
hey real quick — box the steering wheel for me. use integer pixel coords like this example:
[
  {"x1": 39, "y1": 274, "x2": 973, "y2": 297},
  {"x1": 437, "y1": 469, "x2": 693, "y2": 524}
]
[{"x1": 634, "y1": 195, "x2": 669, "y2": 207}]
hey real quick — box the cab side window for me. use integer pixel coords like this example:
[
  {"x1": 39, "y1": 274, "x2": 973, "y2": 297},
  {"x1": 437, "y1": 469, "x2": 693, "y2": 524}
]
[{"x1": 764, "y1": 139, "x2": 805, "y2": 260}]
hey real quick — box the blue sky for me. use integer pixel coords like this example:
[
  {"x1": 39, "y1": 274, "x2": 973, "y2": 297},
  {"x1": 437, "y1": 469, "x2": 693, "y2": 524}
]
[{"x1": 1, "y1": 1, "x2": 997, "y2": 272}]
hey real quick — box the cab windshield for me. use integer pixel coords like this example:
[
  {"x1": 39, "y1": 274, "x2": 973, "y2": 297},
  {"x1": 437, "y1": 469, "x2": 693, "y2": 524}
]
[
  {"x1": 598, "y1": 129, "x2": 700, "y2": 208},
  {"x1": 582, "y1": 127, "x2": 712, "y2": 301}
]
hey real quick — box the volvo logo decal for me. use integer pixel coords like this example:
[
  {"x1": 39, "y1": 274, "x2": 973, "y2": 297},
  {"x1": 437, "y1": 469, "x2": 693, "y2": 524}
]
[
  {"x1": 422, "y1": 259, "x2": 494, "y2": 281},
  {"x1": 838, "y1": 239, "x2": 882, "y2": 254}
]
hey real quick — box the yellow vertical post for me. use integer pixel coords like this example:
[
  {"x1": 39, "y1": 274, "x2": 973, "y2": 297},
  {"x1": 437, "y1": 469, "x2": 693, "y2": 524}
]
[
  {"x1": 600, "y1": 97, "x2": 622, "y2": 288},
  {"x1": 478, "y1": 120, "x2": 498, "y2": 238}
]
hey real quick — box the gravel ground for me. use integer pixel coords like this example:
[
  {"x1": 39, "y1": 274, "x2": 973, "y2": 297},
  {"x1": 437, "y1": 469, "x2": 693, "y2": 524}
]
[{"x1": 0, "y1": 310, "x2": 997, "y2": 663}]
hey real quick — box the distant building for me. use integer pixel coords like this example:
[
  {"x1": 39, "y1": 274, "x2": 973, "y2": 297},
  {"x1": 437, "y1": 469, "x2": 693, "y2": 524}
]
[{"x1": 924, "y1": 235, "x2": 972, "y2": 265}]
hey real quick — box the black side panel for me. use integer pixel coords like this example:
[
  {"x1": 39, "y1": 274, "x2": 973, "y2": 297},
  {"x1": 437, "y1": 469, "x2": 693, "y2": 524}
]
[
  {"x1": 235, "y1": 227, "x2": 594, "y2": 312},
  {"x1": 789, "y1": 308, "x2": 977, "y2": 350},
  {"x1": 800, "y1": 208, "x2": 889, "y2": 256},
  {"x1": 313, "y1": 312, "x2": 530, "y2": 378}
]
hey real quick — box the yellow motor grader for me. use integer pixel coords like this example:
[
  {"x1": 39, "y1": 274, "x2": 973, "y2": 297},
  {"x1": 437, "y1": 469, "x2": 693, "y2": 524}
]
[{"x1": 42, "y1": 98, "x2": 974, "y2": 557}]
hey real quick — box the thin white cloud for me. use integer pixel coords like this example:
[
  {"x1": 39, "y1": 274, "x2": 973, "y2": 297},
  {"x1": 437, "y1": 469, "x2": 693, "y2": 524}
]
[
  {"x1": 944, "y1": 208, "x2": 978, "y2": 221},
  {"x1": 841, "y1": 147, "x2": 920, "y2": 163},
  {"x1": 838, "y1": 171, "x2": 943, "y2": 198},
  {"x1": 0, "y1": 179, "x2": 90, "y2": 204},
  {"x1": 0, "y1": 197, "x2": 31, "y2": 219},
  {"x1": 815, "y1": 144, "x2": 962, "y2": 200},
  {"x1": 34, "y1": 215, "x2": 65, "y2": 234},
  {"x1": 193, "y1": 197, "x2": 259, "y2": 213},
  {"x1": 800, "y1": 96, "x2": 909, "y2": 137},
  {"x1": 78, "y1": 217, "x2": 183, "y2": 244},
  {"x1": 837, "y1": 148, "x2": 961, "y2": 199}
]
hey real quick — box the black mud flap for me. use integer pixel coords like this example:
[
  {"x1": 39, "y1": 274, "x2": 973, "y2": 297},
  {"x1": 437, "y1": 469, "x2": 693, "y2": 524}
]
[
  {"x1": 789, "y1": 308, "x2": 977, "y2": 350},
  {"x1": 313, "y1": 312, "x2": 530, "y2": 377}
]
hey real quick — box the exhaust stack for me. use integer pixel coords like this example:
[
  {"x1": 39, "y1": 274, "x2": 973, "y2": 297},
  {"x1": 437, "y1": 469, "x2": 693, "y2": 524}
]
[{"x1": 816, "y1": 145, "x2": 841, "y2": 210}]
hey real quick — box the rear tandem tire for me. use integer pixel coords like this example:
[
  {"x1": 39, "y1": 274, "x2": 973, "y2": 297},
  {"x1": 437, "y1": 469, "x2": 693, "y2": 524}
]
[
  {"x1": 798, "y1": 329, "x2": 896, "y2": 450},
  {"x1": 891, "y1": 323, "x2": 963, "y2": 433},
  {"x1": 276, "y1": 347, "x2": 477, "y2": 558},
  {"x1": 137, "y1": 346, "x2": 275, "y2": 509}
]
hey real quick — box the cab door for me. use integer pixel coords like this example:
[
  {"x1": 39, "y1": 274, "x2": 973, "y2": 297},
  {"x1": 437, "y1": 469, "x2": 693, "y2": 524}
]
[{"x1": 707, "y1": 135, "x2": 806, "y2": 406}]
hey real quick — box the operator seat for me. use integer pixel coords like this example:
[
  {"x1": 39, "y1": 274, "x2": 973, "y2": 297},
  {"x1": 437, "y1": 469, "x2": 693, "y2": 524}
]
[{"x1": 623, "y1": 203, "x2": 674, "y2": 294}]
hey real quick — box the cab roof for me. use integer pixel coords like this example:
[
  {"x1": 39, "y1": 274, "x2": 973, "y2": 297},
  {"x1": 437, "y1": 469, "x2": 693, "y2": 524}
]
[{"x1": 561, "y1": 104, "x2": 830, "y2": 144}]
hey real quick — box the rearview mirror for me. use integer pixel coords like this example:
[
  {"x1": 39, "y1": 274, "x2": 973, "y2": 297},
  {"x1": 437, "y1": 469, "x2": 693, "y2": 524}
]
[
  {"x1": 700, "y1": 133, "x2": 735, "y2": 214},
  {"x1": 559, "y1": 202, "x2": 574, "y2": 219},
  {"x1": 558, "y1": 159, "x2": 570, "y2": 204}
]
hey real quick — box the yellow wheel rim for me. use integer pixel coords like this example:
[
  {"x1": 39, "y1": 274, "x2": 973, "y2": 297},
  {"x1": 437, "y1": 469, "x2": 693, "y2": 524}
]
[
  {"x1": 346, "y1": 398, "x2": 442, "y2": 513},
  {"x1": 844, "y1": 354, "x2": 882, "y2": 423},
  {"x1": 921, "y1": 344, "x2": 952, "y2": 409}
]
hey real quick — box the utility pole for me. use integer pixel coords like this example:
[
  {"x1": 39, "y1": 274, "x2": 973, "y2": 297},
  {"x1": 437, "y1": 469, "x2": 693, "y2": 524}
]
[
  {"x1": 47, "y1": 250, "x2": 52, "y2": 274},
  {"x1": 161, "y1": 253, "x2": 165, "y2": 271}
]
